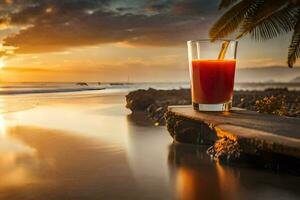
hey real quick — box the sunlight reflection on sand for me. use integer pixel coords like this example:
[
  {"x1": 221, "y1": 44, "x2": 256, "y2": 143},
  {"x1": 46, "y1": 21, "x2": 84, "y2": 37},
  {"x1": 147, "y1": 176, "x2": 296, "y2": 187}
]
[
  {"x1": 0, "y1": 91, "x2": 173, "y2": 199},
  {"x1": 0, "y1": 125, "x2": 138, "y2": 199}
]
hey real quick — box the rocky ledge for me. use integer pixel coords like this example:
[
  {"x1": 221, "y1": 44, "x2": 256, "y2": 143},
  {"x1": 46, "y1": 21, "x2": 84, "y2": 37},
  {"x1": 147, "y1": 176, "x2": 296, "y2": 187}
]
[
  {"x1": 126, "y1": 88, "x2": 300, "y2": 125},
  {"x1": 165, "y1": 106, "x2": 300, "y2": 174}
]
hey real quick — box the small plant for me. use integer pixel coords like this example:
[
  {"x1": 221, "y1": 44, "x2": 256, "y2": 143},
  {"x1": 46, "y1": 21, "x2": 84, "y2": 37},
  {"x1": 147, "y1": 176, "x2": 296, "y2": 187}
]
[
  {"x1": 255, "y1": 96, "x2": 287, "y2": 116},
  {"x1": 207, "y1": 137, "x2": 241, "y2": 161}
]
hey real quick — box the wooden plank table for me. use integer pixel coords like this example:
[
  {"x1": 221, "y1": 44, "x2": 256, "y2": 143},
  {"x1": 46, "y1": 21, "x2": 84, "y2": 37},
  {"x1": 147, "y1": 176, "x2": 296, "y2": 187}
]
[{"x1": 165, "y1": 106, "x2": 300, "y2": 158}]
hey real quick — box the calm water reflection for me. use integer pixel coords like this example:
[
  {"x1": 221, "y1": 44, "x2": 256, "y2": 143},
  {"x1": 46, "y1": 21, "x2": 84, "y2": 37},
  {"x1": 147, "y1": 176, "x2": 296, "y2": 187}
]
[
  {"x1": 168, "y1": 143, "x2": 300, "y2": 200},
  {"x1": 0, "y1": 92, "x2": 299, "y2": 200}
]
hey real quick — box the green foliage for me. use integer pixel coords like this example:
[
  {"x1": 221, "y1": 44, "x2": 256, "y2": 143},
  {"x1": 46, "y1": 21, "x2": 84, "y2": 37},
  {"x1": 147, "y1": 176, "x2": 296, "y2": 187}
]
[
  {"x1": 210, "y1": 0, "x2": 300, "y2": 67},
  {"x1": 255, "y1": 96, "x2": 287, "y2": 116}
]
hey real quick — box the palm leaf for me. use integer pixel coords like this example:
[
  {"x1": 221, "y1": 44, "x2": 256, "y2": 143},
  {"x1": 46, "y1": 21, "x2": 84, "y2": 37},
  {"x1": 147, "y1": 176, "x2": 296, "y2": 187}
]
[
  {"x1": 212, "y1": 0, "x2": 300, "y2": 67},
  {"x1": 288, "y1": 0, "x2": 300, "y2": 5},
  {"x1": 238, "y1": 1, "x2": 299, "y2": 40},
  {"x1": 219, "y1": 0, "x2": 240, "y2": 9},
  {"x1": 210, "y1": 0, "x2": 261, "y2": 41},
  {"x1": 288, "y1": 14, "x2": 300, "y2": 67}
]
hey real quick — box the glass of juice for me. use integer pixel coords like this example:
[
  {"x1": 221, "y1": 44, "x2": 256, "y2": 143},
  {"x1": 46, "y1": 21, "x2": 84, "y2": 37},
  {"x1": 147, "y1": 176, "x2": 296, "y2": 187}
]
[{"x1": 187, "y1": 39, "x2": 238, "y2": 111}]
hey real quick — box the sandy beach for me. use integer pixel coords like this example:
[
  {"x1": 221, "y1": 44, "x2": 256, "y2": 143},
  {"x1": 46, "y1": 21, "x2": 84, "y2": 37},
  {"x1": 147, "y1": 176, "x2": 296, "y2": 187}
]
[{"x1": 0, "y1": 90, "x2": 299, "y2": 200}]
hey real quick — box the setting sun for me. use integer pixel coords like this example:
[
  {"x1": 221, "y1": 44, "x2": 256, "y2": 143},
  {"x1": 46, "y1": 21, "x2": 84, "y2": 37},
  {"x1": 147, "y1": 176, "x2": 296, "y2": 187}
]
[{"x1": 0, "y1": 60, "x2": 5, "y2": 68}]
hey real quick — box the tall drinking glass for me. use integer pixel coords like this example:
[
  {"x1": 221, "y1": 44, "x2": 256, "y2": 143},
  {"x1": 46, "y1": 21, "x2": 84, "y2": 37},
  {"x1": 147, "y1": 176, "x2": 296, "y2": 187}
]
[{"x1": 187, "y1": 39, "x2": 238, "y2": 111}]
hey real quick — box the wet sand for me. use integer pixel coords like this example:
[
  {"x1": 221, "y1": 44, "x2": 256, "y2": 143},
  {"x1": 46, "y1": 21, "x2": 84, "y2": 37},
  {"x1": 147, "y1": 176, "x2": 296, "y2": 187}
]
[{"x1": 0, "y1": 90, "x2": 299, "y2": 200}]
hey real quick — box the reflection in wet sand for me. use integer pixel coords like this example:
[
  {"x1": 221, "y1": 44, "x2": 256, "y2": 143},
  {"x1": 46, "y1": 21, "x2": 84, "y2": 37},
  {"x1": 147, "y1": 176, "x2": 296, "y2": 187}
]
[
  {"x1": 0, "y1": 126, "x2": 137, "y2": 200},
  {"x1": 126, "y1": 113, "x2": 176, "y2": 199},
  {"x1": 168, "y1": 143, "x2": 300, "y2": 200}
]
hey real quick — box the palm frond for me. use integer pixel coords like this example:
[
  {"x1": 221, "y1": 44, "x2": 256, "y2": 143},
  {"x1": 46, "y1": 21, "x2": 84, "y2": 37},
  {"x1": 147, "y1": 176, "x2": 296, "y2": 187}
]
[
  {"x1": 219, "y1": 0, "x2": 240, "y2": 9},
  {"x1": 288, "y1": 14, "x2": 300, "y2": 67},
  {"x1": 212, "y1": 0, "x2": 300, "y2": 67},
  {"x1": 238, "y1": 1, "x2": 299, "y2": 40},
  {"x1": 289, "y1": 0, "x2": 300, "y2": 5},
  {"x1": 210, "y1": 0, "x2": 260, "y2": 41}
]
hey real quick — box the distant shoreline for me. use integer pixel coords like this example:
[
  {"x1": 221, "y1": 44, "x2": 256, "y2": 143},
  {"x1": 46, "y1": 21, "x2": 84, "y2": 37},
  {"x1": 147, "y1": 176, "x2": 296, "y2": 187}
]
[{"x1": 0, "y1": 82, "x2": 300, "y2": 96}]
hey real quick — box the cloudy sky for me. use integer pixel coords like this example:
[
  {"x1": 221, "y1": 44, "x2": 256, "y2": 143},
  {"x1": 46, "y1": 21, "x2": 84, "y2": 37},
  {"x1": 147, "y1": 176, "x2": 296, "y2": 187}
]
[{"x1": 0, "y1": 0, "x2": 297, "y2": 82}]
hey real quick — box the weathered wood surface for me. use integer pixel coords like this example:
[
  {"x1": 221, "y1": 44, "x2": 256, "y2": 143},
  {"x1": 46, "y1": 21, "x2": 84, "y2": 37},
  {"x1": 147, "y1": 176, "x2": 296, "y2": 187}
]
[{"x1": 165, "y1": 106, "x2": 300, "y2": 158}]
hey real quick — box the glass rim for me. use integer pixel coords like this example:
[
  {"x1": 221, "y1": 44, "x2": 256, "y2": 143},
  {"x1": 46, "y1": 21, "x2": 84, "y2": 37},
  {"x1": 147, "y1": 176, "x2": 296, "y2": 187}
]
[{"x1": 187, "y1": 39, "x2": 238, "y2": 43}]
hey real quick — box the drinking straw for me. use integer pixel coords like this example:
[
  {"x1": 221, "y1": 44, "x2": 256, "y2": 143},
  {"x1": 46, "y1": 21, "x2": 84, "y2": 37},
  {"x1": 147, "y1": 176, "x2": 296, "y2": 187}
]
[{"x1": 218, "y1": 40, "x2": 229, "y2": 60}]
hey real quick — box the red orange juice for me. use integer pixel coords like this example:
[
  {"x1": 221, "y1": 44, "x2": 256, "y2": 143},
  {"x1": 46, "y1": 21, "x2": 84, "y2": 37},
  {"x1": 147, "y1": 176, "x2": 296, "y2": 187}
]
[{"x1": 191, "y1": 59, "x2": 236, "y2": 104}]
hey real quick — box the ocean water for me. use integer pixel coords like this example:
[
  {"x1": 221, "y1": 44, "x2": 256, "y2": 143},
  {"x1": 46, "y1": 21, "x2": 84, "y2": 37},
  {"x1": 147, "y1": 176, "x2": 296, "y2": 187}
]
[{"x1": 0, "y1": 82, "x2": 299, "y2": 95}]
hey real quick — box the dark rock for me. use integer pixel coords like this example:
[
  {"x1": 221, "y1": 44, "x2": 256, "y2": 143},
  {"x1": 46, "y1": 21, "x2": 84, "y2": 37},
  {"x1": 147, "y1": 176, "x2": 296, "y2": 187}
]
[
  {"x1": 165, "y1": 111, "x2": 217, "y2": 145},
  {"x1": 126, "y1": 88, "x2": 300, "y2": 125},
  {"x1": 126, "y1": 88, "x2": 156, "y2": 111},
  {"x1": 126, "y1": 88, "x2": 191, "y2": 124},
  {"x1": 147, "y1": 104, "x2": 167, "y2": 125},
  {"x1": 76, "y1": 82, "x2": 88, "y2": 86}
]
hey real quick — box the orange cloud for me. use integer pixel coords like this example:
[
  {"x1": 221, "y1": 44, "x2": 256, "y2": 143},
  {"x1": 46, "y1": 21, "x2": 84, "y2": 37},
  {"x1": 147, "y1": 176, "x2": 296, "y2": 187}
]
[{"x1": 0, "y1": 0, "x2": 218, "y2": 54}]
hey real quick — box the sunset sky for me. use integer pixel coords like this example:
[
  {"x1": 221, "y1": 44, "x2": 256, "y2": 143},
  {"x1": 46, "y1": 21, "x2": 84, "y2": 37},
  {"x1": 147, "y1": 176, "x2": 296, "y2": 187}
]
[{"x1": 0, "y1": 0, "x2": 298, "y2": 82}]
